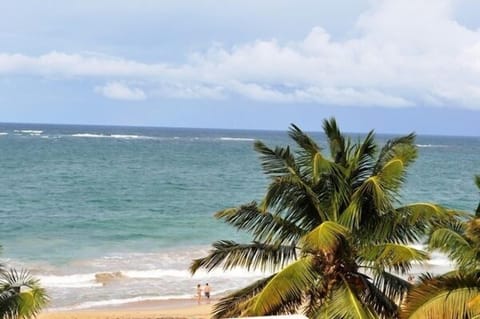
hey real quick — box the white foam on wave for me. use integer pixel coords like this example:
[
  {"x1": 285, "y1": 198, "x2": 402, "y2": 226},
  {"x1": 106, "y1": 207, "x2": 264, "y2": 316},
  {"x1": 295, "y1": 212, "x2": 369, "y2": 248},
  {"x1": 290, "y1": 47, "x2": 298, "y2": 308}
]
[
  {"x1": 39, "y1": 266, "x2": 269, "y2": 288},
  {"x1": 0, "y1": 132, "x2": 8, "y2": 136},
  {"x1": 219, "y1": 137, "x2": 255, "y2": 142},
  {"x1": 38, "y1": 273, "x2": 102, "y2": 288},
  {"x1": 71, "y1": 133, "x2": 106, "y2": 138},
  {"x1": 14, "y1": 130, "x2": 43, "y2": 135},
  {"x1": 49, "y1": 294, "x2": 193, "y2": 311},
  {"x1": 110, "y1": 134, "x2": 155, "y2": 140},
  {"x1": 70, "y1": 133, "x2": 155, "y2": 140},
  {"x1": 416, "y1": 144, "x2": 448, "y2": 148}
]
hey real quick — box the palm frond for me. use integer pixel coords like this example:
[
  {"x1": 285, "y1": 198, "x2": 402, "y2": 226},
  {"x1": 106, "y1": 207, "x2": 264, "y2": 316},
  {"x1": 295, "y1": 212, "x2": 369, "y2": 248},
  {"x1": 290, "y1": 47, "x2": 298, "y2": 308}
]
[
  {"x1": 371, "y1": 270, "x2": 411, "y2": 308},
  {"x1": 373, "y1": 133, "x2": 417, "y2": 175},
  {"x1": 255, "y1": 140, "x2": 330, "y2": 223},
  {"x1": 358, "y1": 244, "x2": 428, "y2": 274},
  {"x1": 0, "y1": 268, "x2": 48, "y2": 319},
  {"x1": 318, "y1": 279, "x2": 377, "y2": 319},
  {"x1": 261, "y1": 175, "x2": 327, "y2": 228},
  {"x1": 339, "y1": 176, "x2": 391, "y2": 230},
  {"x1": 398, "y1": 203, "x2": 459, "y2": 226},
  {"x1": 215, "y1": 202, "x2": 306, "y2": 244},
  {"x1": 245, "y1": 256, "x2": 315, "y2": 316},
  {"x1": 211, "y1": 275, "x2": 274, "y2": 319},
  {"x1": 377, "y1": 158, "x2": 405, "y2": 194},
  {"x1": 288, "y1": 124, "x2": 322, "y2": 178},
  {"x1": 288, "y1": 124, "x2": 322, "y2": 155},
  {"x1": 323, "y1": 118, "x2": 349, "y2": 166},
  {"x1": 402, "y1": 272, "x2": 480, "y2": 319},
  {"x1": 189, "y1": 240, "x2": 297, "y2": 274},
  {"x1": 466, "y1": 218, "x2": 480, "y2": 247},
  {"x1": 429, "y1": 227, "x2": 475, "y2": 267},
  {"x1": 362, "y1": 203, "x2": 460, "y2": 245},
  {"x1": 301, "y1": 221, "x2": 349, "y2": 253},
  {"x1": 254, "y1": 140, "x2": 297, "y2": 178},
  {"x1": 360, "y1": 276, "x2": 400, "y2": 319},
  {"x1": 348, "y1": 131, "x2": 376, "y2": 190}
]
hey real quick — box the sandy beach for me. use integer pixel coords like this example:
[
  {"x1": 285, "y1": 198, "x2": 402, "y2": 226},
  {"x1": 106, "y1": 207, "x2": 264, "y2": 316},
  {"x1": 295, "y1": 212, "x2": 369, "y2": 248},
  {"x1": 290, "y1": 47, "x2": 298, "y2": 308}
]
[{"x1": 38, "y1": 299, "x2": 215, "y2": 319}]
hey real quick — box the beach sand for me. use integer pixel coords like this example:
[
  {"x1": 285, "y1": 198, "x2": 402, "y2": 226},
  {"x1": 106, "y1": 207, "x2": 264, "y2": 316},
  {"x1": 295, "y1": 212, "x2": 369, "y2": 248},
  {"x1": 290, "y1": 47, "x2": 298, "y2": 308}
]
[{"x1": 38, "y1": 299, "x2": 215, "y2": 319}]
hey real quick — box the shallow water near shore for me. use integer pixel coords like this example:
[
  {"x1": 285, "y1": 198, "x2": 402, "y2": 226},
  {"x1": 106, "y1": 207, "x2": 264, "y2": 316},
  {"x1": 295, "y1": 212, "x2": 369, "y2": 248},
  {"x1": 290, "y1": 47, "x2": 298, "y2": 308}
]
[{"x1": 0, "y1": 123, "x2": 478, "y2": 309}]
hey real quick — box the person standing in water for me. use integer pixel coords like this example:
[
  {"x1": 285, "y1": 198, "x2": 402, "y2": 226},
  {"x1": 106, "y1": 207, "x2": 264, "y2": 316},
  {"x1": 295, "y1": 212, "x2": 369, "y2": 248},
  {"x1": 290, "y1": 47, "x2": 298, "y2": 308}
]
[
  {"x1": 204, "y1": 283, "x2": 211, "y2": 303},
  {"x1": 196, "y1": 283, "x2": 202, "y2": 304}
]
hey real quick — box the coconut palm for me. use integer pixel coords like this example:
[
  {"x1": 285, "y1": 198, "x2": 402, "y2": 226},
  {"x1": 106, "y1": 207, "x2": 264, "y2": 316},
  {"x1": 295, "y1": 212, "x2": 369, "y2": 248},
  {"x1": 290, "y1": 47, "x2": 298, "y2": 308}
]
[
  {"x1": 401, "y1": 175, "x2": 480, "y2": 319},
  {"x1": 191, "y1": 118, "x2": 455, "y2": 319},
  {"x1": 0, "y1": 255, "x2": 48, "y2": 319}
]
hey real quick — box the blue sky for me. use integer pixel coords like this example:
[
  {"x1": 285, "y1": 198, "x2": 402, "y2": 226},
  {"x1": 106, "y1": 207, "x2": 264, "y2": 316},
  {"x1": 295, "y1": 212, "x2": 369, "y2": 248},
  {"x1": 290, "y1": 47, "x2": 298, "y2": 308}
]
[{"x1": 1, "y1": 0, "x2": 480, "y2": 135}]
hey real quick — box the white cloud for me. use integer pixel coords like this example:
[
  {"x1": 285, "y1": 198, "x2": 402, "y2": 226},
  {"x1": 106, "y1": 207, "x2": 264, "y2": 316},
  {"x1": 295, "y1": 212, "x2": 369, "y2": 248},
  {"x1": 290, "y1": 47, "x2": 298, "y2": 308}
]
[
  {"x1": 95, "y1": 82, "x2": 146, "y2": 101},
  {"x1": 2, "y1": 0, "x2": 480, "y2": 109}
]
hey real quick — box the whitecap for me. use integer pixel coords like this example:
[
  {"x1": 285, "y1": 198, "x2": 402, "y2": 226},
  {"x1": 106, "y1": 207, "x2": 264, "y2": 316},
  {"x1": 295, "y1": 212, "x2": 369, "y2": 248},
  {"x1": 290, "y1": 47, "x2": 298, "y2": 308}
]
[
  {"x1": 416, "y1": 144, "x2": 448, "y2": 148},
  {"x1": 70, "y1": 133, "x2": 109, "y2": 138},
  {"x1": 38, "y1": 273, "x2": 102, "y2": 288},
  {"x1": 109, "y1": 134, "x2": 155, "y2": 140},
  {"x1": 14, "y1": 130, "x2": 43, "y2": 135},
  {"x1": 219, "y1": 137, "x2": 255, "y2": 142},
  {"x1": 70, "y1": 133, "x2": 155, "y2": 140}
]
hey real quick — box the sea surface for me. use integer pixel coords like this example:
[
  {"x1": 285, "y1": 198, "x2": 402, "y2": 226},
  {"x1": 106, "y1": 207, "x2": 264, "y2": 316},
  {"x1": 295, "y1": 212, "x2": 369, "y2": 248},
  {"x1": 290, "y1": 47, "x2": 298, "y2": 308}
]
[{"x1": 0, "y1": 123, "x2": 478, "y2": 310}]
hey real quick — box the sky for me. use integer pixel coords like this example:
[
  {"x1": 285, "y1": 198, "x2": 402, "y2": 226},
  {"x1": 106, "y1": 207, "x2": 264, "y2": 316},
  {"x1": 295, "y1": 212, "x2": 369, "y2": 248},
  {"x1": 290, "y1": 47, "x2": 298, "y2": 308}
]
[{"x1": 1, "y1": 0, "x2": 480, "y2": 136}]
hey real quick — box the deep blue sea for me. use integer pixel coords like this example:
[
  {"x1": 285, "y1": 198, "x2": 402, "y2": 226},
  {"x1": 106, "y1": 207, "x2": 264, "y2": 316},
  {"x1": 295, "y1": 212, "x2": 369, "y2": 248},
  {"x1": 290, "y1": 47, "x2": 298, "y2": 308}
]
[{"x1": 0, "y1": 123, "x2": 478, "y2": 309}]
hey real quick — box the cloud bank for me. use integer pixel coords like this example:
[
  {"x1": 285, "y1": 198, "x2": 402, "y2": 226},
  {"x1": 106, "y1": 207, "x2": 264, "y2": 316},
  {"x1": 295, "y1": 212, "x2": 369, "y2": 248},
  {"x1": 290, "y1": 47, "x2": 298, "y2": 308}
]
[{"x1": 1, "y1": 0, "x2": 480, "y2": 109}]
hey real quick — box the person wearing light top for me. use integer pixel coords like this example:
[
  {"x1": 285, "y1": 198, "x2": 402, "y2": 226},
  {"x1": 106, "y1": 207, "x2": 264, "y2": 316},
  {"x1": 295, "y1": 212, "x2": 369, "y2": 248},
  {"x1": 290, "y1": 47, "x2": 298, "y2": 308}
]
[{"x1": 196, "y1": 283, "x2": 202, "y2": 304}]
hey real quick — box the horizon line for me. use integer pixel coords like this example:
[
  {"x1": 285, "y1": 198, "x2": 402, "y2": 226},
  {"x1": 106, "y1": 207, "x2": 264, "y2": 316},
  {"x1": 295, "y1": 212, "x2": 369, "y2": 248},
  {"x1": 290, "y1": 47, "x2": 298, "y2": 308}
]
[{"x1": 0, "y1": 120, "x2": 478, "y2": 138}]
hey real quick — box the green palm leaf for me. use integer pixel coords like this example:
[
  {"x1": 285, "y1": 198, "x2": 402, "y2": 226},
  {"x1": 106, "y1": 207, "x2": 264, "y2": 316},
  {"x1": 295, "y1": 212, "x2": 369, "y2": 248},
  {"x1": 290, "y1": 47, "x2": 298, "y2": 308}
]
[
  {"x1": 402, "y1": 273, "x2": 480, "y2": 319},
  {"x1": 360, "y1": 281, "x2": 399, "y2": 319},
  {"x1": 301, "y1": 221, "x2": 349, "y2": 253},
  {"x1": 358, "y1": 244, "x2": 428, "y2": 274},
  {"x1": 371, "y1": 270, "x2": 411, "y2": 304},
  {"x1": 244, "y1": 256, "x2": 315, "y2": 316},
  {"x1": 254, "y1": 140, "x2": 297, "y2": 178},
  {"x1": 0, "y1": 269, "x2": 48, "y2": 319},
  {"x1": 373, "y1": 133, "x2": 417, "y2": 175},
  {"x1": 211, "y1": 275, "x2": 274, "y2": 319},
  {"x1": 288, "y1": 124, "x2": 322, "y2": 178},
  {"x1": 215, "y1": 202, "x2": 306, "y2": 244},
  {"x1": 429, "y1": 227, "x2": 474, "y2": 267},
  {"x1": 323, "y1": 118, "x2": 349, "y2": 166},
  {"x1": 261, "y1": 175, "x2": 327, "y2": 227},
  {"x1": 190, "y1": 240, "x2": 297, "y2": 274},
  {"x1": 348, "y1": 131, "x2": 376, "y2": 190},
  {"x1": 318, "y1": 279, "x2": 377, "y2": 319}
]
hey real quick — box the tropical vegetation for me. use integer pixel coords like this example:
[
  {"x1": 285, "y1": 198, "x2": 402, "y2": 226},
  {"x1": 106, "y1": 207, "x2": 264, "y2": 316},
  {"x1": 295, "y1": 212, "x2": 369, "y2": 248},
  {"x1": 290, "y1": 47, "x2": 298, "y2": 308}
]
[
  {"x1": 402, "y1": 175, "x2": 480, "y2": 318},
  {"x1": 0, "y1": 252, "x2": 48, "y2": 319},
  {"x1": 191, "y1": 118, "x2": 458, "y2": 318}
]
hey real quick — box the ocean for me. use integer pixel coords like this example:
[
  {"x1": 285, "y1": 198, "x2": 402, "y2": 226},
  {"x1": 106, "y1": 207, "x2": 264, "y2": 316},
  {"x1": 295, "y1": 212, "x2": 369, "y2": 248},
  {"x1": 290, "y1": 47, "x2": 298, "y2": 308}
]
[{"x1": 0, "y1": 123, "x2": 478, "y2": 310}]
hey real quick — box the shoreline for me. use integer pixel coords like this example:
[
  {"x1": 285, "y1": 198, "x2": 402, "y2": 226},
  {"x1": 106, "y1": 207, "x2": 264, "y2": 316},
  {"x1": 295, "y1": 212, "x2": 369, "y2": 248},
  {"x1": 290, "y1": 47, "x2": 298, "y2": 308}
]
[{"x1": 39, "y1": 298, "x2": 216, "y2": 319}]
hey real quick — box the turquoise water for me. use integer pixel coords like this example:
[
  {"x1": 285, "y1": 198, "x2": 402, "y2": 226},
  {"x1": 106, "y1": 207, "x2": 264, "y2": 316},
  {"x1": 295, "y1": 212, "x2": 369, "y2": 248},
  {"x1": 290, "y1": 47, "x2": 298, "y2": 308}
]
[{"x1": 0, "y1": 123, "x2": 478, "y2": 309}]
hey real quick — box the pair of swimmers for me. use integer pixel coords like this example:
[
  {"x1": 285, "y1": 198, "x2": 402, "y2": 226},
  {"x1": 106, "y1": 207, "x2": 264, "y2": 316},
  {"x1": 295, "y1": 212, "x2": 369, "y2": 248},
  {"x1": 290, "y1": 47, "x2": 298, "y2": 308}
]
[{"x1": 196, "y1": 283, "x2": 211, "y2": 304}]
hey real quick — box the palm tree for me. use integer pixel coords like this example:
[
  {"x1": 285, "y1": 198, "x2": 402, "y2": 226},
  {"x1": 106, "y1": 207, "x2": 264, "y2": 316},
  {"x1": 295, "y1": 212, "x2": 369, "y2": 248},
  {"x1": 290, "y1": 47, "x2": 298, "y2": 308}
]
[
  {"x1": 0, "y1": 256, "x2": 48, "y2": 319},
  {"x1": 191, "y1": 118, "x2": 455, "y2": 318},
  {"x1": 401, "y1": 175, "x2": 480, "y2": 318}
]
